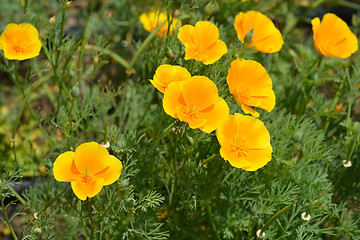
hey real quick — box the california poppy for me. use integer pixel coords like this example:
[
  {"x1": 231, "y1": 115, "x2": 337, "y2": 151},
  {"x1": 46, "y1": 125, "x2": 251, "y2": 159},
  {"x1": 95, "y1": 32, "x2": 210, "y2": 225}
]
[
  {"x1": 0, "y1": 23, "x2": 41, "y2": 60},
  {"x1": 139, "y1": 10, "x2": 181, "y2": 37},
  {"x1": 177, "y1": 21, "x2": 227, "y2": 64},
  {"x1": 311, "y1": 13, "x2": 358, "y2": 59},
  {"x1": 163, "y1": 75, "x2": 229, "y2": 133},
  {"x1": 216, "y1": 113, "x2": 272, "y2": 171},
  {"x1": 53, "y1": 142, "x2": 122, "y2": 201},
  {"x1": 150, "y1": 64, "x2": 191, "y2": 93},
  {"x1": 234, "y1": 11, "x2": 283, "y2": 53},
  {"x1": 227, "y1": 58, "x2": 275, "y2": 117}
]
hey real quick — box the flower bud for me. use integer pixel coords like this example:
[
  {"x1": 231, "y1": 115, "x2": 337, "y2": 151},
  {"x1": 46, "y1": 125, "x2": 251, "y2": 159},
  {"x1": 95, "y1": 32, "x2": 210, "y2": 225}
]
[
  {"x1": 71, "y1": 82, "x2": 80, "y2": 98},
  {"x1": 33, "y1": 227, "x2": 42, "y2": 235},
  {"x1": 126, "y1": 198, "x2": 136, "y2": 208},
  {"x1": 121, "y1": 178, "x2": 130, "y2": 188}
]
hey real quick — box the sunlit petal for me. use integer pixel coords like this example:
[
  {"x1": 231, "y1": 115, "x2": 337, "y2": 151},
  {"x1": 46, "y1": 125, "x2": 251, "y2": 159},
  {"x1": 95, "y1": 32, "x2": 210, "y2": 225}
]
[
  {"x1": 71, "y1": 178, "x2": 105, "y2": 201},
  {"x1": 53, "y1": 151, "x2": 79, "y2": 182},
  {"x1": 73, "y1": 142, "x2": 111, "y2": 176},
  {"x1": 234, "y1": 11, "x2": 283, "y2": 53},
  {"x1": 95, "y1": 155, "x2": 123, "y2": 186},
  {"x1": 311, "y1": 13, "x2": 358, "y2": 58},
  {"x1": 216, "y1": 113, "x2": 272, "y2": 171}
]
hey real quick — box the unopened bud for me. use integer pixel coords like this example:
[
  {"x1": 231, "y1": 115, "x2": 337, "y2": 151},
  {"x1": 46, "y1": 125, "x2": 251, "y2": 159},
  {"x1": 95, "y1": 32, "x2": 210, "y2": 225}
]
[
  {"x1": 71, "y1": 82, "x2": 80, "y2": 98},
  {"x1": 33, "y1": 227, "x2": 42, "y2": 235},
  {"x1": 121, "y1": 178, "x2": 130, "y2": 188},
  {"x1": 292, "y1": 129, "x2": 303, "y2": 143},
  {"x1": 63, "y1": 1, "x2": 72, "y2": 10},
  {"x1": 244, "y1": 29, "x2": 254, "y2": 44},
  {"x1": 49, "y1": 16, "x2": 56, "y2": 25},
  {"x1": 126, "y1": 198, "x2": 136, "y2": 207}
]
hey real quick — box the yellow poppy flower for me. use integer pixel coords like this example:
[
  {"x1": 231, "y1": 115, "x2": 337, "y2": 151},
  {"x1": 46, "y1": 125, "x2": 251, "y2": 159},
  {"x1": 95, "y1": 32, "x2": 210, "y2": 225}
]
[
  {"x1": 311, "y1": 13, "x2": 358, "y2": 59},
  {"x1": 216, "y1": 113, "x2": 272, "y2": 171},
  {"x1": 0, "y1": 23, "x2": 41, "y2": 60},
  {"x1": 227, "y1": 58, "x2": 275, "y2": 117},
  {"x1": 139, "y1": 10, "x2": 181, "y2": 37},
  {"x1": 234, "y1": 11, "x2": 284, "y2": 53},
  {"x1": 177, "y1": 21, "x2": 227, "y2": 65},
  {"x1": 150, "y1": 64, "x2": 191, "y2": 93},
  {"x1": 163, "y1": 75, "x2": 229, "y2": 133},
  {"x1": 53, "y1": 142, "x2": 122, "y2": 201}
]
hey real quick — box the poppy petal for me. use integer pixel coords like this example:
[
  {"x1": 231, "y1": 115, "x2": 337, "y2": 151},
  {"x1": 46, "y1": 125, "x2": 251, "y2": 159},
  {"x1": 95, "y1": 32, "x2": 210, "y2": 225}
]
[
  {"x1": 53, "y1": 151, "x2": 79, "y2": 182},
  {"x1": 74, "y1": 142, "x2": 111, "y2": 176},
  {"x1": 71, "y1": 178, "x2": 105, "y2": 201},
  {"x1": 94, "y1": 155, "x2": 123, "y2": 186}
]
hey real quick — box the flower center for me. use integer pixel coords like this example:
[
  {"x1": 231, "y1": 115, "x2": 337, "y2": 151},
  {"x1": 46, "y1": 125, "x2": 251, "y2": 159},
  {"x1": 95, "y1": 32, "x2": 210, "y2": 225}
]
[
  {"x1": 234, "y1": 85, "x2": 250, "y2": 104},
  {"x1": 13, "y1": 45, "x2": 25, "y2": 53},
  {"x1": 80, "y1": 168, "x2": 93, "y2": 184},
  {"x1": 228, "y1": 135, "x2": 249, "y2": 158},
  {"x1": 181, "y1": 104, "x2": 200, "y2": 120}
]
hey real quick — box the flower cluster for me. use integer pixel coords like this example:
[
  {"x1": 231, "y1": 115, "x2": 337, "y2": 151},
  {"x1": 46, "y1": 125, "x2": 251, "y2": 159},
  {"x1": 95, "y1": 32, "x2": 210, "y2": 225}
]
[{"x1": 148, "y1": 10, "x2": 282, "y2": 171}]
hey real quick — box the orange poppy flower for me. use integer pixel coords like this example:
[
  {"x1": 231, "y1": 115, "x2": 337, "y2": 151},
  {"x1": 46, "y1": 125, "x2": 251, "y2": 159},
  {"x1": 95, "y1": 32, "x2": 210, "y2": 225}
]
[
  {"x1": 177, "y1": 21, "x2": 227, "y2": 65},
  {"x1": 150, "y1": 64, "x2": 191, "y2": 93},
  {"x1": 53, "y1": 142, "x2": 122, "y2": 201},
  {"x1": 0, "y1": 23, "x2": 41, "y2": 60},
  {"x1": 216, "y1": 113, "x2": 272, "y2": 171},
  {"x1": 163, "y1": 75, "x2": 229, "y2": 133},
  {"x1": 234, "y1": 11, "x2": 284, "y2": 53},
  {"x1": 227, "y1": 58, "x2": 275, "y2": 117},
  {"x1": 139, "y1": 10, "x2": 181, "y2": 37},
  {"x1": 311, "y1": 13, "x2": 358, "y2": 59}
]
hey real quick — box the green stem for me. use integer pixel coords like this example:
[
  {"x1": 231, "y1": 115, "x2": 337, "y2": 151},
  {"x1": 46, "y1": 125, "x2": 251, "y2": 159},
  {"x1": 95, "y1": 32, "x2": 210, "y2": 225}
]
[
  {"x1": 200, "y1": 154, "x2": 220, "y2": 167},
  {"x1": 259, "y1": 200, "x2": 297, "y2": 235},
  {"x1": 206, "y1": 201, "x2": 222, "y2": 240},
  {"x1": 323, "y1": 79, "x2": 345, "y2": 133},
  {"x1": 38, "y1": 189, "x2": 67, "y2": 213},
  {"x1": 1, "y1": 195, "x2": 18, "y2": 240},
  {"x1": 129, "y1": 20, "x2": 166, "y2": 69},
  {"x1": 6, "y1": 183, "x2": 26, "y2": 206},
  {"x1": 104, "y1": 118, "x2": 110, "y2": 144},
  {"x1": 226, "y1": 33, "x2": 238, "y2": 46},
  {"x1": 77, "y1": 13, "x2": 93, "y2": 83}
]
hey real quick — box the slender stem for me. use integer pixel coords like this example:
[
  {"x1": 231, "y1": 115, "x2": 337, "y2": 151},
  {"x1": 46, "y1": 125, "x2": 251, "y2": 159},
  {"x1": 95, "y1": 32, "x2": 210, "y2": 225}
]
[
  {"x1": 0, "y1": 196, "x2": 18, "y2": 240},
  {"x1": 200, "y1": 154, "x2": 220, "y2": 167},
  {"x1": 206, "y1": 201, "x2": 222, "y2": 240},
  {"x1": 226, "y1": 33, "x2": 238, "y2": 46},
  {"x1": 6, "y1": 183, "x2": 26, "y2": 206},
  {"x1": 323, "y1": 79, "x2": 345, "y2": 133},
  {"x1": 259, "y1": 200, "x2": 297, "y2": 235},
  {"x1": 129, "y1": 20, "x2": 166, "y2": 69},
  {"x1": 77, "y1": 13, "x2": 93, "y2": 83}
]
